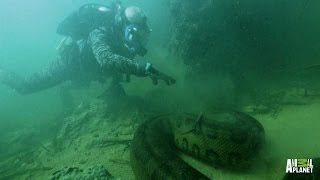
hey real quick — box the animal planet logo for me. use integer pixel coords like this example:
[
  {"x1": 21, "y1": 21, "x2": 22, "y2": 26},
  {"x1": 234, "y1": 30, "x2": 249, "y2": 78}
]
[{"x1": 286, "y1": 159, "x2": 313, "y2": 173}]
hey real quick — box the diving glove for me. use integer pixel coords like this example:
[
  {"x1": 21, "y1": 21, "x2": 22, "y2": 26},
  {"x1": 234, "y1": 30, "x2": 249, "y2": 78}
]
[{"x1": 137, "y1": 62, "x2": 176, "y2": 85}]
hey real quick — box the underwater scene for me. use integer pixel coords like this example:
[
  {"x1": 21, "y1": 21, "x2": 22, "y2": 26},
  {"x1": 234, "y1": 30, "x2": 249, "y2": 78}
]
[{"x1": 0, "y1": 0, "x2": 319, "y2": 179}]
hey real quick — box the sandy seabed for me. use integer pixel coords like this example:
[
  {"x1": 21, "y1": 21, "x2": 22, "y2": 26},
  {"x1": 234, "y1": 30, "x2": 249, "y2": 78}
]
[{"x1": 1, "y1": 95, "x2": 319, "y2": 180}]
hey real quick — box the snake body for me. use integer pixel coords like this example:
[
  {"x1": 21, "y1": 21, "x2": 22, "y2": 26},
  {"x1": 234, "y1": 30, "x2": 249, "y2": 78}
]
[{"x1": 130, "y1": 111, "x2": 265, "y2": 179}]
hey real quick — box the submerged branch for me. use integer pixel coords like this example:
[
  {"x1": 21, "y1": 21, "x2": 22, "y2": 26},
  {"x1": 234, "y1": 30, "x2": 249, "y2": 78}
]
[
  {"x1": 98, "y1": 139, "x2": 132, "y2": 147},
  {"x1": 0, "y1": 166, "x2": 53, "y2": 180}
]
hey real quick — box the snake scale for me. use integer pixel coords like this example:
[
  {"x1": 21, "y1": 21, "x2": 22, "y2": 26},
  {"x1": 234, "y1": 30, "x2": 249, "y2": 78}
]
[{"x1": 130, "y1": 111, "x2": 265, "y2": 179}]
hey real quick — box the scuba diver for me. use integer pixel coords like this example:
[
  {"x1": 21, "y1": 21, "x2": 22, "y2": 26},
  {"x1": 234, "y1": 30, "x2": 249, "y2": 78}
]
[{"x1": 0, "y1": 2, "x2": 176, "y2": 97}]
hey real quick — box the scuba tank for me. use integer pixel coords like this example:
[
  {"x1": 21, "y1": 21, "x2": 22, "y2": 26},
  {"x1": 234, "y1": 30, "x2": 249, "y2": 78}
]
[{"x1": 56, "y1": 3, "x2": 116, "y2": 41}]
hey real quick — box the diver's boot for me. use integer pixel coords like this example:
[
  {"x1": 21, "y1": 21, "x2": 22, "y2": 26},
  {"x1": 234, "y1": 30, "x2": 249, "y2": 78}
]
[{"x1": 0, "y1": 67, "x2": 28, "y2": 94}]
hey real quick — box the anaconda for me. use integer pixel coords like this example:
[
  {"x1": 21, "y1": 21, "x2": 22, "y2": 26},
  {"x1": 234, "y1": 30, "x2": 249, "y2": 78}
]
[{"x1": 130, "y1": 111, "x2": 265, "y2": 179}]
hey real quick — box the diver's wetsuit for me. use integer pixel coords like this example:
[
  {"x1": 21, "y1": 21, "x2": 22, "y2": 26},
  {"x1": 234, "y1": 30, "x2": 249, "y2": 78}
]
[{"x1": 0, "y1": 26, "x2": 144, "y2": 94}]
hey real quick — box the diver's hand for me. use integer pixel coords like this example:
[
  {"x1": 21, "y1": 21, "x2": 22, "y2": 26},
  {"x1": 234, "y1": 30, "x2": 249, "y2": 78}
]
[
  {"x1": 137, "y1": 63, "x2": 176, "y2": 85},
  {"x1": 148, "y1": 67, "x2": 176, "y2": 86}
]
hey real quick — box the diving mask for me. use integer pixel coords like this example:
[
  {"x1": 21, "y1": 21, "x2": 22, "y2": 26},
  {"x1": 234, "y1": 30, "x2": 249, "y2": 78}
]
[{"x1": 124, "y1": 24, "x2": 152, "y2": 47}]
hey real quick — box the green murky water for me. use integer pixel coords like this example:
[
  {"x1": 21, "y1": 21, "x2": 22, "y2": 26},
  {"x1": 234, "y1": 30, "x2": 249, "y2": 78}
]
[{"x1": 0, "y1": 0, "x2": 319, "y2": 179}]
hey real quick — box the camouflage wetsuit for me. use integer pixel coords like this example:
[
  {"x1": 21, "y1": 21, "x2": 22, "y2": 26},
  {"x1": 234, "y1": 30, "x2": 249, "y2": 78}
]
[{"x1": 0, "y1": 25, "x2": 146, "y2": 94}]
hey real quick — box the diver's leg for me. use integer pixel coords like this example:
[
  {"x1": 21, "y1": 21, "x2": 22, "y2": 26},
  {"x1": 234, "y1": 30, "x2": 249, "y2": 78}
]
[{"x1": 0, "y1": 58, "x2": 71, "y2": 94}]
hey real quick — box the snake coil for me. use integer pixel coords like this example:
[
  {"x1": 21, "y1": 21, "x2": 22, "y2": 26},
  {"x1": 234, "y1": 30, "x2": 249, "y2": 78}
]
[{"x1": 130, "y1": 111, "x2": 265, "y2": 179}]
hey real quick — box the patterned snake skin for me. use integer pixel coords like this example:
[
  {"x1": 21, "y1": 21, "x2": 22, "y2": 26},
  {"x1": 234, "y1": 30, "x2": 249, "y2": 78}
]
[{"x1": 130, "y1": 111, "x2": 265, "y2": 179}]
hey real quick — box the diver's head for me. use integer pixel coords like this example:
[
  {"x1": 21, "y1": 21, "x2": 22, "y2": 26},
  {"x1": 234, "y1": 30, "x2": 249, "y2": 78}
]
[
  {"x1": 124, "y1": 6, "x2": 147, "y2": 25},
  {"x1": 122, "y1": 6, "x2": 151, "y2": 54}
]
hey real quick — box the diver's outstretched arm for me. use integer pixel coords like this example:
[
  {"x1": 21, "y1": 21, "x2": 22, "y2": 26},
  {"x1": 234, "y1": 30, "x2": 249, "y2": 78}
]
[{"x1": 89, "y1": 28, "x2": 176, "y2": 85}]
